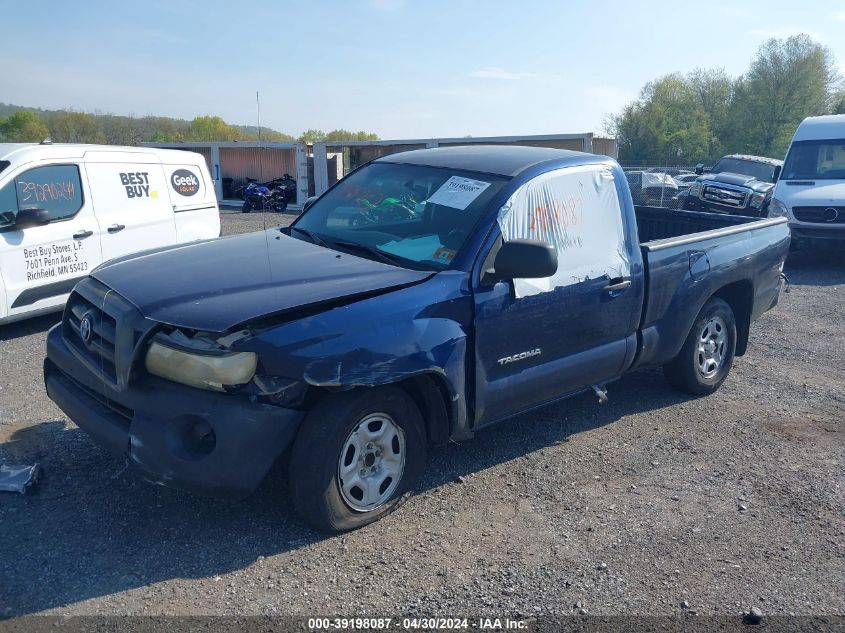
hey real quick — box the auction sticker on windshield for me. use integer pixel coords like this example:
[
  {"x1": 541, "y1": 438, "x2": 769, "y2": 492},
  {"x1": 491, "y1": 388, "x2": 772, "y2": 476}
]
[{"x1": 427, "y1": 176, "x2": 490, "y2": 210}]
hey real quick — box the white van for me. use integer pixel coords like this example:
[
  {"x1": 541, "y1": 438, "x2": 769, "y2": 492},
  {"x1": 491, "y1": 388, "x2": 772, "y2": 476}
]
[
  {"x1": 770, "y1": 114, "x2": 845, "y2": 248},
  {"x1": 0, "y1": 143, "x2": 221, "y2": 324}
]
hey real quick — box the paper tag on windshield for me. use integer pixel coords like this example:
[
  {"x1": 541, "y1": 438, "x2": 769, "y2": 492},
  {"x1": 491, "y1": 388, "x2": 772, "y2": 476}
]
[{"x1": 427, "y1": 176, "x2": 490, "y2": 210}]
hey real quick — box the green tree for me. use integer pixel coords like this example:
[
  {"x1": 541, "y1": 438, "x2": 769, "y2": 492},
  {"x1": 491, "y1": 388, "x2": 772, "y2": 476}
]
[
  {"x1": 609, "y1": 74, "x2": 711, "y2": 163},
  {"x1": 832, "y1": 92, "x2": 845, "y2": 115},
  {"x1": 298, "y1": 129, "x2": 327, "y2": 143},
  {"x1": 299, "y1": 129, "x2": 380, "y2": 143},
  {"x1": 0, "y1": 110, "x2": 51, "y2": 142},
  {"x1": 687, "y1": 68, "x2": 734, "y2": 157},
  {"x1": 47, "y1": 111, "x2": 107, "y2": 143},
  {"x1": 726, "y1": 35, "x2": 840, "y2": 157},
  {"x1": 187, "y1": 115, "x2": 241, "y2": 141}
]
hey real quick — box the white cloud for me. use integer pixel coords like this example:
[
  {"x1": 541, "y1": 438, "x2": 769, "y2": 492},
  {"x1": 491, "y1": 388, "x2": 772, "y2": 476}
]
[{"x1": 469, "y1": 67, "x2": 541, "y2": 81}]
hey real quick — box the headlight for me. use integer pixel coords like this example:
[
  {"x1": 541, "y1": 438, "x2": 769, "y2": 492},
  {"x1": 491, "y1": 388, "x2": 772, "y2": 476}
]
[
  {"x1": 689, "y1": 182, "x2": 702, "y2": 197},
  {"x1": 768, "y1": 198, "x2": 789, "y2": 219},
  {"x1": 145, "y1": 341, "x2": 257, "y2": 392},
  {"x1": 750, "y1": 192, "x2": 768, "y2": 208}
]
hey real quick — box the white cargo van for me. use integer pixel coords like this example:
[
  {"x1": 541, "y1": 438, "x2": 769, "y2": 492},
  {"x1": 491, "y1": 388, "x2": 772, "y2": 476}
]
[
  {"x1": 770, "y1": 114, "x2": 845, "y2": 248},
  {"x1": 0, "y1": 143, "x2": 221, "y2": 324}
]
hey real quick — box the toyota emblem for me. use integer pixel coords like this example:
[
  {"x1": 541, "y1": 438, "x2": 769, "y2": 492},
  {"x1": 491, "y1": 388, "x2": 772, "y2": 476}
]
[
  {"x1": 79, "y1": 314, "x2": 93, "y2": 344},
  {"x1": 824, "y1": 207, "x2": 839, "y2": 222}
]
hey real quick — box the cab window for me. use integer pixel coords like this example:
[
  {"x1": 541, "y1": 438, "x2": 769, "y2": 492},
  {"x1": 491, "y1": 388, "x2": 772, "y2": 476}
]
[
  {"x1": 0, "y1": 165, "x2": 84, "y2": 229},
  {"x1": 497, "y1": 164, "x2": 631, "y2": 298}
]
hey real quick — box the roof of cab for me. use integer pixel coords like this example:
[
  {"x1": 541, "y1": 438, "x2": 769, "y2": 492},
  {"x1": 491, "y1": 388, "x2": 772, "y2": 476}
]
[
  {"x1": 375, "y1": 144, "x2": 610, "y2": 177},
  {"x1": 0, "y1": 142, "x2": 205, "y2": 164},
  {"x1": 792, "y1": 114, "x2": 845, "y2": 142}
]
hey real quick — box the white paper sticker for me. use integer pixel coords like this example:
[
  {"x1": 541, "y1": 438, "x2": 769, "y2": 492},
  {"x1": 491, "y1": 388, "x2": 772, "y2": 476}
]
[{"x1": 427, "y1": 176, "x2": 490, "y2": 210}]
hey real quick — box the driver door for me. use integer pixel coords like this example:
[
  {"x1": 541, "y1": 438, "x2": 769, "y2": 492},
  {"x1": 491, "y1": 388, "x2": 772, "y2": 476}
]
[{"x1": 0, "y1": 163, "x2": 103, "y2": 320}]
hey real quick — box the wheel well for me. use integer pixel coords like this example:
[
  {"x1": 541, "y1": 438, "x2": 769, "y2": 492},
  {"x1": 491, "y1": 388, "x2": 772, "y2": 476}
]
[
  {"x1": 396, "y1": 374, "x2": 453, "y2": 447},
  {"x1": 713, "y1": 281, "x2": 753, "y2": 356}
]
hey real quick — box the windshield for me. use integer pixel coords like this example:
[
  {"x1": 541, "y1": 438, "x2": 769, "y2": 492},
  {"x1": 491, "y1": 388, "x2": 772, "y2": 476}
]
[
  {"x1": 711, "y1": 158, "x2": 777, "y2": 183},
  {"x1": 289, "y1": 162, "x2": 508, "y2": 270},
  {"x1": 782, "y1": 139, "x2": 845, "y2": 180}
]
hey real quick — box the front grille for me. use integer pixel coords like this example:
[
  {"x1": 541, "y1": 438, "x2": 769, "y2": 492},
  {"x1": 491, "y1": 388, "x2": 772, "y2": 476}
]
[
  {"x1": 64, "y1": 291, "x2": 117, "y2": 381},
  {"x1": 792, "y1": 206, "x2": 845, "y2": 224},
  {"x1": 702, "y1": 185, "x2": 748, "y2": 208}
]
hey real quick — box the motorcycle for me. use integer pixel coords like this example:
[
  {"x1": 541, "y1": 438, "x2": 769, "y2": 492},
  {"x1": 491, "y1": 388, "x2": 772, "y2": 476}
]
[{"x1": 242, "y1": 184, "x2": 290, "y2": 213}]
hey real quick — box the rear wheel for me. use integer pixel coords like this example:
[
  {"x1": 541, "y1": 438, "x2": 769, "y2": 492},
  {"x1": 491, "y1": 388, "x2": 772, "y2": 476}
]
[
  {"x1": 289, "y1": 386, "x2": 427, "y2": 532},
  {"x1": 663, "y1": 297, "x2": 736, "y2": 395}
]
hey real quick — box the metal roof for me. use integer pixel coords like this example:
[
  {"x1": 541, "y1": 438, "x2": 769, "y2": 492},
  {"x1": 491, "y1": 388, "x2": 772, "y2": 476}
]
[{"x1": 374, "y1": 144, "x2": 607, "y2": 177}]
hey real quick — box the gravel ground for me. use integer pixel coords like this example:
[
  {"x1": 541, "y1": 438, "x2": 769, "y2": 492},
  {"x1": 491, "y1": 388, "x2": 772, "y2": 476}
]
[{"x1": 0, "y1": 213, "x2": 842, "y2": 620}]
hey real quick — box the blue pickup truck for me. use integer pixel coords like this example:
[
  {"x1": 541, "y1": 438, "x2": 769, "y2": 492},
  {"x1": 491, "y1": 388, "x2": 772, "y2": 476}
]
[{"x1": 44, "y1": 146, "x2": 789, "y2": 532}]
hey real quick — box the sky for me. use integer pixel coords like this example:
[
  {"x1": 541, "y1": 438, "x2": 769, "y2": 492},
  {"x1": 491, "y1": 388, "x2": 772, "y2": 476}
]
[{"x1": 2, "y1": 1, "x2": 844, "y2": 140}]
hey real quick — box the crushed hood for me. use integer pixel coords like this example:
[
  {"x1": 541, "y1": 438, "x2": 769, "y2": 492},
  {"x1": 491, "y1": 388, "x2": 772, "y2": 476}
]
[{"x1": 91, "y1": 230, "x2": 433, "y2": 332}]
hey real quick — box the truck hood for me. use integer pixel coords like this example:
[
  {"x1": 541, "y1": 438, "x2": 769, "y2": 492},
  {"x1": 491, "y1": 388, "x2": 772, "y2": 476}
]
[
  {"x1": 91, "y1": 230, "x2": 433, "y2": 332},
  {"x1": 702, "y1": 172, "x2": 773, "y2": 193},
  {"x1": 776, "y1": 180, "x2": 845, "y2": 205}
]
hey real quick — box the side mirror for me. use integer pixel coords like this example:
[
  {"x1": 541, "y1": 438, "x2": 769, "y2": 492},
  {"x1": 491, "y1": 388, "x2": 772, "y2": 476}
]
[
  {"x1": 14, "y1": 207, "x2": 50, "y2": 229},
  {"x1": 694, "y1": 163, "x2": 705, "y2": 175},
  {"x1": 492, "y1": 239, "x2": 558, "y2": 280},
  {"x1": 303, "y1": 196, "x2": 318, "y2": 212},
  {"x1": 772, "y1": 165, "x2": 782, "y2": 182}
]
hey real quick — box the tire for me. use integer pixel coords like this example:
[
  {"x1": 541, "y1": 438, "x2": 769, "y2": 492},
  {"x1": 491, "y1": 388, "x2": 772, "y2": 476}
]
[
  {"x1": 242, "y1": 200, "x2": 252, "y2": 213},
  {"x1": 663, "y1": 297, "x2": 737, "y2": 396},
  {"x1": 289, "y1": 386, "x2": 427, "y2": 532}
]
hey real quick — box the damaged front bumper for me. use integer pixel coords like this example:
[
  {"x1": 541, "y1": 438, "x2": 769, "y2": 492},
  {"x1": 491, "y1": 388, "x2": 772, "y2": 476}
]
[{"x1": 44, "y1": 324, "x2": 304, "y2": 499}]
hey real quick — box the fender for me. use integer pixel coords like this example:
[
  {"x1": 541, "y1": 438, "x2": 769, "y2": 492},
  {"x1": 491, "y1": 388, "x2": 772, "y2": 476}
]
[{"x1": 237, "y1": 271, "x2": 473, "y2": 437}]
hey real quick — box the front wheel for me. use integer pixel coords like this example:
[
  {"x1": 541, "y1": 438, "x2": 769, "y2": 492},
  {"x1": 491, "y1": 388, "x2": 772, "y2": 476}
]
[
  {"x1": 289, "y1": 386, "x2": 427, "y2": 532},
  {"x1": 663, "y1": 297, "x2": 737, "y2": 396}
]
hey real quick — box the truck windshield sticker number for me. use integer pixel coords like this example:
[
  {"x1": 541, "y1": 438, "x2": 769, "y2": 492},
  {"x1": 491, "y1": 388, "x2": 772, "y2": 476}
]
[{"x1": 427, "y1": 176, "x2": 490, "y2": 210}]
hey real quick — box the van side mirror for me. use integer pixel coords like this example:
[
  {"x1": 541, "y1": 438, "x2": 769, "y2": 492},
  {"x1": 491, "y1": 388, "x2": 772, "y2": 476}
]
[
  {"x1": 303, "y1": 196, "x2": 318, "y2": 212},
  {"x1": 14, "y1": 207, "x2": 50, "y2": 229},
  {"x1": 694, "y1": 163, "x2": 705, "y2": 175},
  {"x1": 492, "y1": 239, "x2": 558, "y2": 280}
]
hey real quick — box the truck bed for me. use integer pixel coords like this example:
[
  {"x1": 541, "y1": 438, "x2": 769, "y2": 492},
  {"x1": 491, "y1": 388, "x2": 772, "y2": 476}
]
[
  {"x1": 634, "y1": 205, "x2": 758, "y2": 244},
  {"x1": 629, "y1": 205, "x2": 790, "y2": 371}
]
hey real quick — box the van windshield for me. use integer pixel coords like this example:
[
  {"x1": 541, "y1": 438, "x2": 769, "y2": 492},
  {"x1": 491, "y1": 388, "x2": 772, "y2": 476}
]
[
  {"x1": 711, "y1": 158, "x2": 778, "y2": 183},
  {"x1": 782, "y1": 139, "x2": 845, "y2": 180},
  {"x1": 287, "y1": 162, "x2": 508, "y2": 270}
]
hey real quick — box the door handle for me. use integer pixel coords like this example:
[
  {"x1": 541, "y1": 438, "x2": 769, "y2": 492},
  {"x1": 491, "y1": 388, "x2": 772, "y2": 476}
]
[
  {"x1": 73, "y1": 230, "x2": 93, "y2": 239},
  {"x1": 603, "y1": 278, "x2": 632, "y2": 292},
  {"x1": 107, "y1": 223, "x2": 126, "y2": 234}
]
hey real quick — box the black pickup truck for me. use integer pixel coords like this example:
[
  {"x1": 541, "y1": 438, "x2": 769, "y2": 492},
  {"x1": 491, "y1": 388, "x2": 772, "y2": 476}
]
[
  {"x1": 44, "y1": 146, "x2": 790, "y2": 532},
  {"x1": 680, "y1": 154, "x2": 783, "y2": 217}
]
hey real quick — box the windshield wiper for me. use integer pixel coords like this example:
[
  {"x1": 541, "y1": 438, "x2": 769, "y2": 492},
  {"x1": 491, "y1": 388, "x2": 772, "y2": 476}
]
[
  {"x1": 330, "y1": 240, "x2": 410, "y2": 267},
  {"x1": 288, "y1": 226, "x2": 329, "y2": 247}
]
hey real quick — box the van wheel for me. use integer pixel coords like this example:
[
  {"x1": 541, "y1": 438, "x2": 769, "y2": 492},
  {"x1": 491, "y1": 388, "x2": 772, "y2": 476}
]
[
  {"x1": 663, "y1": 297, "x2": 736, "y2": 396},
  {"x1": 289, "y1": 386, "x2": 427, "y2": 533}
]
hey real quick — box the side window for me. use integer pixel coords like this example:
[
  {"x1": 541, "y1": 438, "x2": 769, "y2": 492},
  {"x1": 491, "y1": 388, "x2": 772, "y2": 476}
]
[
  {"x1": 15, "y1": 165, "x2": 84, "y2": 222},
  {"x1": 496, "y1": 164, "x2": 631, "y2": 298},
  {"x1": 0, "y1": 180, "x2": 16, "y2": 228}
]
